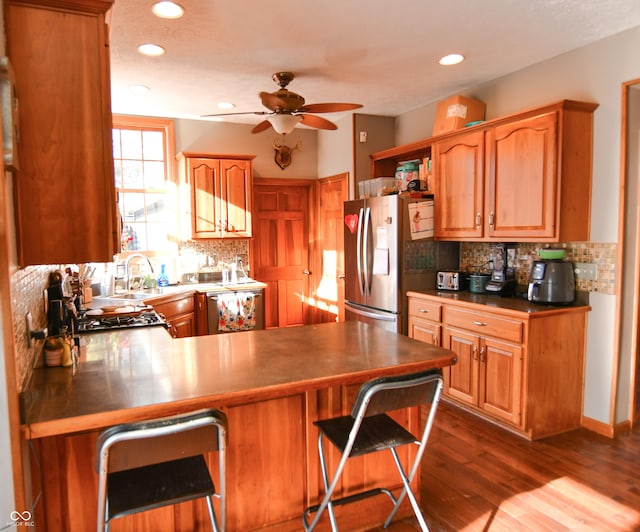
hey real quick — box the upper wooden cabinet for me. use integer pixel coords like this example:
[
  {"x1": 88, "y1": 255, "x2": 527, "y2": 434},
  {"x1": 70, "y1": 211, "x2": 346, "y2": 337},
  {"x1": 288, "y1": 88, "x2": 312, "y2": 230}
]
[
  {"x1": 5, "y1": 0, "x2": 119, "y2": 266},
  {"x1": 432, "y1": 130, "x2": 485, "y2": 239},
  {"x1": 434, "y1": 101, "x2": 597, "y2": 242},
  {"x1": 371, "y1": 100, "x2": 598, "y2": 243},
  {"x1": 177, "y1": 153, "x2": 254, "y2": 239}
]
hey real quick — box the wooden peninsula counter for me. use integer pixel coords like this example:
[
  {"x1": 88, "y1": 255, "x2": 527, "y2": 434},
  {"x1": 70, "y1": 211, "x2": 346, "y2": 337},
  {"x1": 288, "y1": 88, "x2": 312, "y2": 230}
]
[{"x1": 21, "y1": 321, "x2": 456, "y2": 531}]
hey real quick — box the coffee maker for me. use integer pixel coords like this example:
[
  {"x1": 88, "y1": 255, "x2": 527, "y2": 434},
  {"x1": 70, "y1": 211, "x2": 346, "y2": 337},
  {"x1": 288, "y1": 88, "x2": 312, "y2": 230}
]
[{"x1": 485, "y1": 244, "x2": 516, "y2": 295}]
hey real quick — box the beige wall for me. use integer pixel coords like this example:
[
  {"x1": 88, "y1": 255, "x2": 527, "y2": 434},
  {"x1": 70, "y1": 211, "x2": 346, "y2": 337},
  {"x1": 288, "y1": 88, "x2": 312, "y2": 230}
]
[
  {"x1": 395, "y1": 26, "x2": 640, "y2": 425},
  {"x1": 174, "y1": 118, "x2": 318, "y2": 179}
]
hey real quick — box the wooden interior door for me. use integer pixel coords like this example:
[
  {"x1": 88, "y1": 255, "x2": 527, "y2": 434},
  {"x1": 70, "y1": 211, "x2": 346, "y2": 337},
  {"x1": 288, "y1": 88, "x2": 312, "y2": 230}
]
[
  {"x1": 314, "y1": 173, "x2": 348, "y2": 323},
  {"x1": 252, "y1": 180, "x2": 313, "y2": 328}
]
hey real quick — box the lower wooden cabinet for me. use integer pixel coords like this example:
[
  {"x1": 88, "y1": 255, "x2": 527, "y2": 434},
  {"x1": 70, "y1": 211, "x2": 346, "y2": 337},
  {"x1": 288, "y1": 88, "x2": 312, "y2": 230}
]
[
  {"x1": 146, "y1": 292, "x2": 196, "y2": 338},
  {"x1": 407, "y1": 297, "x2": 442, "y2": 346},
  {"x1": 408, "y1": 291, "x2": 589, "y2": 440}
]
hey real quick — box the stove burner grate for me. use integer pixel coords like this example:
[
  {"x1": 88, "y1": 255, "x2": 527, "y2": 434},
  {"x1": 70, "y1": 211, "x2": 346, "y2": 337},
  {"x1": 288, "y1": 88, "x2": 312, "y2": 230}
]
[{"x1": 77, "y1": 310, "x2": 168, "y2": 333}]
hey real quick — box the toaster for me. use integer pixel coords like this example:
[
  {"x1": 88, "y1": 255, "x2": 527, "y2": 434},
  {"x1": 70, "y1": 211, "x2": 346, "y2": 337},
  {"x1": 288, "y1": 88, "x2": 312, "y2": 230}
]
[{"x1": 437, "y1": 270, "x2": 467, "y2": 291}]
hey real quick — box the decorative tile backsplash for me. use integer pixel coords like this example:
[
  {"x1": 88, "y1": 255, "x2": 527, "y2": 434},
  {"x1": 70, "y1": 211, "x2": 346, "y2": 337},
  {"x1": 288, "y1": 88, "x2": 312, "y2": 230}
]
[
  {"x1": 460, "y1": 242, "x2": 617, "y2": 295},
  {"x1": 11, "y1": 265, "x2": 52, "y2": 391}
]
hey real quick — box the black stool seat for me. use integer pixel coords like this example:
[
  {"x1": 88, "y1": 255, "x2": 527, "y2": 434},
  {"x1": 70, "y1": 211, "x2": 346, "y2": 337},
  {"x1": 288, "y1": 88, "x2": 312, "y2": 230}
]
[
  {"x1": 106, "y1": 455, "x2": 214, "y2": 520},
  {"x1": 314, "y1": 413, "x2": 418, "y2": 457}
]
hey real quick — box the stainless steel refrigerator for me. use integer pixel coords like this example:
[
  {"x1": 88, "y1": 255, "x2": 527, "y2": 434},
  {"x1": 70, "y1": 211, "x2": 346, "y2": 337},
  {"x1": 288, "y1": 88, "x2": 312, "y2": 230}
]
[{"x1": 344, "y1": 194, "x2": 458, "y2": 334}]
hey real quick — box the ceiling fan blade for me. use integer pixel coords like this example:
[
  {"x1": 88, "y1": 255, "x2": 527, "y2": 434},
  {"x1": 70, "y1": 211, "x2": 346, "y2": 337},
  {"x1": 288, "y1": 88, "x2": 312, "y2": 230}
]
[
  {"x1": 251, "y1": 120, "x2": 273, "y2": 134},
  {"x1": 201, "y1": 111, "x2": 268, "y2": 118},
  {"x1": 300, "y1": 102, "x2": 363, "y2": 113},
  {"x1": 260, "y1": 91, "x2": 289, "y2": 111},
  {"x1": 299, "y1": 114, "x2": 337, "y2": 130}
]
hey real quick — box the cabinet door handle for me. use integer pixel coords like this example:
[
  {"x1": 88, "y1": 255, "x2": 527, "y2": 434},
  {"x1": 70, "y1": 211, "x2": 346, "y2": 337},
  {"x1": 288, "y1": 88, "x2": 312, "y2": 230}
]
[
  {"x1": 489, "y1": 211, "x2": 495, "y2": 229},
  {"x1": 473, "y1": 321, "x2": 487, "y2": 326},
  {"x1": 433, "y1": 334, "x2": 438, "y2": 345},
  {"x1": 475, "y1": 213, "x2": 481, "y2": 228},
  {"x1": 480, "y1": 346, "x2": 486, "y2": 363},
  {"x1": 472, "y1": 345, "x2": 479, "y2": 361}
]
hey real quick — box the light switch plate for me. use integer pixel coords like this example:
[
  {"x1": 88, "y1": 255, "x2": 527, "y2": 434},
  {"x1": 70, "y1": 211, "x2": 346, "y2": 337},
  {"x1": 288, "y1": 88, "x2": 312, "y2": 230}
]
[{"x1": 574, "y1": 262, "x2": 598, "y2": 281}]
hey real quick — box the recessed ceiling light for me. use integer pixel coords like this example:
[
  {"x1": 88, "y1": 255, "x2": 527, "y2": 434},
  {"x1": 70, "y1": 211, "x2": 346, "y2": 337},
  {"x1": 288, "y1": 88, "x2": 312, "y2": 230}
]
[
  {"x1": 217, "y1": 102, "x2": 235, "y2": 110},
  {"x1": 439, "y1": 54, "x2": 465, "y2": 66},
  {"x1": 129, "y1": 84, "x2": 150, "y2": 94},
  {"x1": 152, "y1": 1, "x2": 185, "y2": 19},
  {"x1": 137, "y1": 43, "x2": 166, "y2": 57}
]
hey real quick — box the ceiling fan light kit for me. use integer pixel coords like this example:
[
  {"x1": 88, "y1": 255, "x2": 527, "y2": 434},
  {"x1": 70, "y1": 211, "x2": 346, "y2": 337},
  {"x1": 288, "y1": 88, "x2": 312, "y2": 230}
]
[
  {"x1": 203, "y1": 72, "x2": 362, "y2": 134},
  {"x1": 267, "y1": 114, "x2": 302, "y2": 135}
]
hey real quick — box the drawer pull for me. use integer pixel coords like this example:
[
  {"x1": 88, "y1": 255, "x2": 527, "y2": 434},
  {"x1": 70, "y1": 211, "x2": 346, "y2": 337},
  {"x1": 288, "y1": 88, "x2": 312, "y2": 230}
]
[
  {"x1": 419, "y1": 308, "x2": 430, "y2": 313},
  {"x1": 473, "y1": 321, "x2": 487, "y2": 326}
]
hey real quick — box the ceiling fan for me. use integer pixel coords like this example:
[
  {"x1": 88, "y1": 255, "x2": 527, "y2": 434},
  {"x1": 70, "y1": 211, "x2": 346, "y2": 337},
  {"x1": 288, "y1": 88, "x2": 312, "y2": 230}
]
[{"x1": 202, "y1": 72, "x2": 363, "y2": 134}]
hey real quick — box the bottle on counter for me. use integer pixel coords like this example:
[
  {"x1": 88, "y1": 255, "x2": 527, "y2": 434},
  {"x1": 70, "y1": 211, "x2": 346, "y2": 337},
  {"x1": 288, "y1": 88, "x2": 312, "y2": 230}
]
[{"x1": 157, "y1": 264, "x2": 170, "y2": 287}]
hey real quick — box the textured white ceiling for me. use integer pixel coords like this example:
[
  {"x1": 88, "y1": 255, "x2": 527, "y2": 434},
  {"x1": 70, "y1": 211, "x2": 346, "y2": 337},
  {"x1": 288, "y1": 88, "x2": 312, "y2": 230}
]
[{"x1": 109, "y1": 0, "x2": 640, "y2": 126}]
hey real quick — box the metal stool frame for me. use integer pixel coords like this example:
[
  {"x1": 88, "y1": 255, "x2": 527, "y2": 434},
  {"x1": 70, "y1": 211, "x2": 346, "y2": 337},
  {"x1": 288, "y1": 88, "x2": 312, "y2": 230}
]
[
  {"x1": 303, "y1": 369, "x2": 444, "y2": 531},
  {"x1": 96, "y1": 408, "x2": 227, "y2": 532}
]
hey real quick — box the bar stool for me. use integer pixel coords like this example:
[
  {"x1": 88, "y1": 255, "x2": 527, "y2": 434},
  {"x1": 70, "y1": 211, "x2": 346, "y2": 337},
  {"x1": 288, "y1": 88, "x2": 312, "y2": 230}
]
[
  {"x1": 303, "y1": 369, "x2": 444, "y2": 531},
  {"x1": 96, "y1": 408, "x2": 227, "y2": 532}
]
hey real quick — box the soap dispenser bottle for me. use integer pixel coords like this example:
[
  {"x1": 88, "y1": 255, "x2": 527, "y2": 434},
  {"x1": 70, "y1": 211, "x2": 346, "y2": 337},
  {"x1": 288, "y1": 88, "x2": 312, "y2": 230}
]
[{"x1": 157, "y1": 264, "x2": 170, "y2": 287}]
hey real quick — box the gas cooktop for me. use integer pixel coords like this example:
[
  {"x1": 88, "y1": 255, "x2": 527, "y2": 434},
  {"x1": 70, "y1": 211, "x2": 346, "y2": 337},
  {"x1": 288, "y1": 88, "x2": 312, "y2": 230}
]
[{"x1": 77, "y1": 309, "x2": 168, "y2": 334}]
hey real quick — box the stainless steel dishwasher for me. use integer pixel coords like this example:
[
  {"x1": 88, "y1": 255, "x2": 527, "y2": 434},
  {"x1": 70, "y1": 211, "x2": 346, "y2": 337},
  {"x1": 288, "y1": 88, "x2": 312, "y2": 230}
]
[{"x1": 206, "y1": 289, "x2": 265, "y2": 334}]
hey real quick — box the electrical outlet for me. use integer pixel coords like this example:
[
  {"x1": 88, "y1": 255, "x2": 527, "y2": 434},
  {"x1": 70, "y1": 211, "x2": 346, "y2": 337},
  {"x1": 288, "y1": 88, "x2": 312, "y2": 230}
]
[
  {"x1": 574, "y1": 262, "x2": 598, "y2": 281},
  {"x1": 359, "y1": 131, "x2": 367, "y2": 143}
]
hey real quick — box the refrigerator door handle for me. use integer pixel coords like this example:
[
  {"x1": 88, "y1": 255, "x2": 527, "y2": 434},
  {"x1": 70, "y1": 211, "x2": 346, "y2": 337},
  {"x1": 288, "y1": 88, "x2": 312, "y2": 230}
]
[
  {"x1": 356, "y1": 207, "x2": 365, "y2": 296},
  {"x1": 363, "y1": 206, "x2": 371, "y2": 294},
  {"x1": 345, "y1": 302, "x2": 397, "y2": 322}
]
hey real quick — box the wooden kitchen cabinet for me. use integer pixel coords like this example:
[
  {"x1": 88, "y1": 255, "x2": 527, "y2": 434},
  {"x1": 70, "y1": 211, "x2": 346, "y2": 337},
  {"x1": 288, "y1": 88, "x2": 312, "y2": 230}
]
[
  {"x1": 407, "y1": 297, "x2": 442, "y2": 346},
  {"x1": 5, "y1": 0, "x2": 119, "y2": 266},
  {"x1": 177, "y1": 152, "x2": 254, "y2": 239},
  {"x1": 371, "y1": 100, "x2": 597, "y2": 244},
  {"x1": 433, "y1": 100, "x2": 597, "y2": 242},
  {"x1": 443, "y1": 306, "x2": 523, "y2": 427},
  {"x1": 407, "y1": 291, "x2": 589, "y2": 440},
  {"x1": 432, "y1": 130, "x2": 485, "y2": 239},
  {"x1": 146, "y1": 291, "x2": 196, "y2": 338}
]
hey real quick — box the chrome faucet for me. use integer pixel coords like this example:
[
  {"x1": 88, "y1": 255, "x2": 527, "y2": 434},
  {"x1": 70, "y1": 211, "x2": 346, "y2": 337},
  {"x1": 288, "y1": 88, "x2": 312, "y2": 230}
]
[{"x1": 124, "y1": 253, "x2": 154, "y2": 291}]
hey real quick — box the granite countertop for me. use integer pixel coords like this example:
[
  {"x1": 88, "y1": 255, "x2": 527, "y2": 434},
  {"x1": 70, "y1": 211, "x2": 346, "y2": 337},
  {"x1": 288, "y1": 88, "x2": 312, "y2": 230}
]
[
  {"x1": 21, "y1": 321, "x2": 456, "y2": 439},
  {"x1": 412, "y1": 288, "x2": 591, "y2": 315}
]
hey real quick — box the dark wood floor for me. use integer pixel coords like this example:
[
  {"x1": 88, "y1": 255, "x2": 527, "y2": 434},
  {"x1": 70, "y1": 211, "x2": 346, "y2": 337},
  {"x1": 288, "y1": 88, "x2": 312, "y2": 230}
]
[{"x1": 369, "y1": 400, "x2": 640, "y2": 532}]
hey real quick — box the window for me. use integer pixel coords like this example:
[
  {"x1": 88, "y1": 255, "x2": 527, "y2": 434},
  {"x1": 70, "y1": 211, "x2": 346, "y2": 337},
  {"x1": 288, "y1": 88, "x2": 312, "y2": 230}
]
[{"x1": 112, "y1": 116, "x2": 176, "y2": 253}]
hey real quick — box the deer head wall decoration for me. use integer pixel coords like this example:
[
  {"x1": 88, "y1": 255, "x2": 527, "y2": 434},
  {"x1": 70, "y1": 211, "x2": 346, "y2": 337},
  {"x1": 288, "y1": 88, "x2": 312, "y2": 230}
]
[{"x1": 273, "y1": 134, "x2": 302, "y2": 170}]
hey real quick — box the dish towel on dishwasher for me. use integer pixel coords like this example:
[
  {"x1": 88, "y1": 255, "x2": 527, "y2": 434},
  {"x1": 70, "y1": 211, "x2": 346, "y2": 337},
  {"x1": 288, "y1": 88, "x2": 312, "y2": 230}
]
[{"x1": 218, "y1": 293, "x2": 257, "y2": 332}]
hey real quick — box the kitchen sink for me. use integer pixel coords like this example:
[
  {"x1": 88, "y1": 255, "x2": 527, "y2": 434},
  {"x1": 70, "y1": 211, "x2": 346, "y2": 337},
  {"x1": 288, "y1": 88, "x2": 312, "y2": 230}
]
[
  {"x1": 111, "y1": 292, "x2": 150, "y2": 300},
  {"x1": 108, "y1": 288, "x2": 169, "y2": 300}
]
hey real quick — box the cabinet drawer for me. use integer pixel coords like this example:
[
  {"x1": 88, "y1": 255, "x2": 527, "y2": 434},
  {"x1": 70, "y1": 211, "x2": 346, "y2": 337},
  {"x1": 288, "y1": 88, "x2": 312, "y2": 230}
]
[
  {"x1": 444, "y1": 306, "x2": 523, "y2": 343},
  {"x1": 148, "y1": 294, "x2": 195, "y2": 319},
  {"x1": 408, "y1": 298, "x2": 442, "y2": 323}
]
